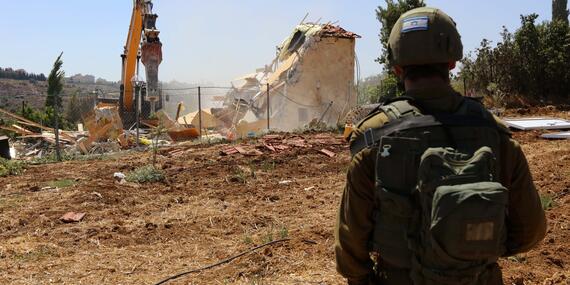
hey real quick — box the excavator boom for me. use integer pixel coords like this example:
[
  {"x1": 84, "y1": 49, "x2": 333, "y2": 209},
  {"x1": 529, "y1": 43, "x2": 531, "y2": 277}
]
[{"x1": 121, "y1": 0, "x2": 162, "y2": 113}]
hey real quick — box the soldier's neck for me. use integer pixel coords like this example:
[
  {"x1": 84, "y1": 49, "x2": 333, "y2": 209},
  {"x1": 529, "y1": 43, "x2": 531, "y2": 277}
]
[{"x1": 404, "y1": 77, "x2": 450, "y2": 91}]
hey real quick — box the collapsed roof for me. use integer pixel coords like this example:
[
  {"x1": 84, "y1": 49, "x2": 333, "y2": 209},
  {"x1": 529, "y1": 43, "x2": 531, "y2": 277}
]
[{"x1": 278, "y1": 23, "x2": 361, "y2": 61}]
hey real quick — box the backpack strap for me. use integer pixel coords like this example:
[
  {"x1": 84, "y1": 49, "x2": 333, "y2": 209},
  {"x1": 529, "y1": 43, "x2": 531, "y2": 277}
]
[
  {"x1": 380, "y1": 96, "x2": 424, "y2": 121},
  {"x1": 349, "y1": 114, "x2": 500, "y2": 157}
]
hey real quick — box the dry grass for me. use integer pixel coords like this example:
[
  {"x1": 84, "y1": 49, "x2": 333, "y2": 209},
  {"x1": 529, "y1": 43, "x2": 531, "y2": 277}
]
[{"x1": 0, "y1": 126, "x2": 569, "y2": 284}]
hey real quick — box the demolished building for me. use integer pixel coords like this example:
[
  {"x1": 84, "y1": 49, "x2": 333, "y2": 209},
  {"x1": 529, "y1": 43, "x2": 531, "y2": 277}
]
[{"x1": 210, "y1": 23, "x2": 360, "y2": 134}]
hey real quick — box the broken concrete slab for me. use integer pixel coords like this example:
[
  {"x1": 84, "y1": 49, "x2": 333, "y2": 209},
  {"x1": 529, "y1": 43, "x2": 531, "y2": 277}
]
[
  {"x1": 504, "y1": 117, "x2": 570, "y2": 130},
  {"x1": 60, "y1": 212, "x2": 86, "y2": 223},
  {"x1": 542, "y1": 132, "x2": 570, "y2": 139},
  {"x1": 220, "y1": 146, "x2": 240, "y2": 156},
  {"x1": 318, "y1": 148, "x2": 336, "y2": 158},
  {"x1": 177, "y1": 109, "x2": 223, "y2": 129},
  {"x1": 221, "y1": 145, "x2": 263, "y2": 156}
]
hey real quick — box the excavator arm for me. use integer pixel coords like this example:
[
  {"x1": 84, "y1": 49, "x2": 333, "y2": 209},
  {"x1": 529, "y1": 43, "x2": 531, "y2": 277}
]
[{"x1": 121, "y1": 0, "x2": 162, "y2": 113}]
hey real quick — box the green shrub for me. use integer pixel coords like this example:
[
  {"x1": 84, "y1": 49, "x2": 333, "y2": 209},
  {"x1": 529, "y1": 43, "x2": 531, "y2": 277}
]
[
  {"x1": 0, "y1": 158, "x2": 25, "y2": 177},
  {"x1": 126, "y1": 165, "x2": 165, "y2": 183},
  {"x1": 540, "y1": 193, "x2": 555, "y2": 210},
  {"x1": 46, "y1": 179, "x2": 75, "y2": 188}
]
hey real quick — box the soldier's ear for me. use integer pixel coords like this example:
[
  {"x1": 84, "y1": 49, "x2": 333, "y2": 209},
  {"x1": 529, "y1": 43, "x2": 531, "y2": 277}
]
[
  {"x1": 393, "y1": 65, "x2": 404, "y2": 77},
  {"x1": 448, "y1": 61, "x2": 456, "y2": 70}
]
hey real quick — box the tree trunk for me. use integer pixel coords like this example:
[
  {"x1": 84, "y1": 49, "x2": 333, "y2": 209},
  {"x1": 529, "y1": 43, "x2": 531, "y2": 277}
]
[{"x1": 553, "y1": 0, "x2": 569, "y2": 24}]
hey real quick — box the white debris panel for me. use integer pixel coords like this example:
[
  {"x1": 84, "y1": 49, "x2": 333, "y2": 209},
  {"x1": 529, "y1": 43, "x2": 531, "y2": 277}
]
[
  {"x1": 503, "y1": 117, "x2": 570, "y2": 130},
  {"x1": 541, "y1": 132, "x2": 570, "y2": 139}
]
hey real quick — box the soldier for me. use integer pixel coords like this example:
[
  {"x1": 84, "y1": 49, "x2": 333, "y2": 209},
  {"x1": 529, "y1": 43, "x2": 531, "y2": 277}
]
[{"x1": 335, "y1": 7, "x2": 546, "y2": 285}]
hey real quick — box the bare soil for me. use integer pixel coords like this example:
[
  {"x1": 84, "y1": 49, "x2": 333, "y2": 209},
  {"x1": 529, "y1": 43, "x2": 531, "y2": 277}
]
[{"x1": 1, "y1": 110, "x2": 569, "y2": 285}]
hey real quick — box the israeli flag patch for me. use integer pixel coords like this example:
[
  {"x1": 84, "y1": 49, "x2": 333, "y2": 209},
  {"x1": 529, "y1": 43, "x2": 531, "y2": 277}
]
[{"x1": 401, "y1": 16, "x2": 429, "y2": 33}]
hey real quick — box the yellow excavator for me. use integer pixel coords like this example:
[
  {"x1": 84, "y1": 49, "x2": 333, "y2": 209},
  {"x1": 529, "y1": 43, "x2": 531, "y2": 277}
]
[{"x1": 118, "y1": 0, "x2": 163, "y2": 124}]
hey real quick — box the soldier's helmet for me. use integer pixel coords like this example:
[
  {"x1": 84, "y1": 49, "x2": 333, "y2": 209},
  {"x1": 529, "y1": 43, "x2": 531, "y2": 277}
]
[{"x1": 388, "y1": 7, "x2": 463, "y2": 66}]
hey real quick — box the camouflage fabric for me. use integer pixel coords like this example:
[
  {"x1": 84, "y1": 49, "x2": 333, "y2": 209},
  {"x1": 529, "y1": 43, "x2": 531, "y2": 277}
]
[{"x1": 334, "y1": 85, "x2": 546, "y2": 285}]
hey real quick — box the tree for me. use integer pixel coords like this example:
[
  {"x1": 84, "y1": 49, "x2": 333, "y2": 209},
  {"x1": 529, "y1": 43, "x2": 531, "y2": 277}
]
[
  {"x1": 358, "y1": 74, "x2": 382, "y2": 104},
  {"x1": 376, "y1": 0, "x2": 425, "y2": 66},
  {"x1": 539, "y1": 20, "x2": 570, "y2": 99},
  {"x1": 66, "y1": 91, "x2": 81, "y2": 124},
  {"x1": 46, "y1": 53, "x2": 65, "y2": 109},
  {"x1": 0, "y1": 67, "x2": 47, "y2": 81},
  {"x1": 515, "y1": 14, "x2": 544, "y2": 99},
  {"x1": 458, "y1": 12, "x2": 570, "y2": 105},
  {"x1": 553, "y1": 0, "x2": 569, "y2": 24},
  {"x1": 46, "y1": 53, "x2": 66, "y2": 161},
  {"x1": 373, "y1": 0, "x2": 425, "y2": 101}
]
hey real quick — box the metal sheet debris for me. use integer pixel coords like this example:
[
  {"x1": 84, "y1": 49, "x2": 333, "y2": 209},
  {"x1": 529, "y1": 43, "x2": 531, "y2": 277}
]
[
  {"x1": 542, "y1": 132, "x2": 570, "y2": 139},
  {"x1": 503, "y1": 117, "x2": 570, "y2": 130}
]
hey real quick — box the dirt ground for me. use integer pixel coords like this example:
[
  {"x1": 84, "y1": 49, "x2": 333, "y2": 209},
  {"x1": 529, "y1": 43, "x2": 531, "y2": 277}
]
[{"x1": 1, "y1": 109, "x2": 569, "y2": 285}]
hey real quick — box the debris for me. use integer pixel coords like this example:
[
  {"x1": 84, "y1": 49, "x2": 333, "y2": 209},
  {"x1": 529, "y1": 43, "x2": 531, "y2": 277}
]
[
  {"x1": 318, "y1": 148, "x2": 336, "y2": 158},
  {"x1": 167, "y1": 128, "x2": 200, "y2": 142},
  {"x1": 542, "y1": 132, "x2": 570, "y2": 139},
  {"x1": 301, "y1": 239, "x2": 318, "y2": 245},
  {"x1": 167, "y1": 148, "x2": 189, "y2": 157},
  {"x1": 320, "y1": 24, "x2": 362, "y2": 39},
  {"x1": 235, "y1": 119, "x2": 266, "y2": 138},
  {"x1": 0, "y1": 107, "x2": 77, "y2": 142},
  {"x1": 209, "y1": 22, "x2": 359, "y2": 133},
  {"x1": 157, "y1": 111, "x2": 199, "y2": 141},
  {"x1": 263, "y1": 134, "x2": 282, "y2": 140},
  {"x1": 279, "y1": 180, "x2": 293, "y2": 185},
  {"x1": 177, "y1": 108, "x2": 223, "y2": 129},
  {"x1": 88, "y1": 141, "x2": 121, "y2": 154},
  {"x1": 80, "y1": 104, "x2": 126, "y2": 154},
  {"x1": 504, "y1": 117, "x2": 570, "y2": 130},
  {"x1": 60, "y1": 212, "x2": 86, "y2": 223},
  {"x1": 221, "y1": 145, "x2": 262, "y2": 156},
  {"x1": 264, "y1": 143, "x2": 276, "y2": 152},
  {"x1": 220, "y1": 146, "x2": 239, "y2": 155},
  {"x1": 273, "y1": 145, "x2": 290, "y2": 151},
  {"x1": 114, "y1": 172, "x2": 126, "y2": 183},
  {"x1": 139, "y1": 137, "x2": 152, "y2": 146},
  {"x1": 304, "y1": 186, "x2": 315, "y2": 191},
  {"x1": 235, "y1": 146, "x2": 263, "y2": 156},
  {"x1": 284, "y1": 137, "x2": 309, "y2": 148}
]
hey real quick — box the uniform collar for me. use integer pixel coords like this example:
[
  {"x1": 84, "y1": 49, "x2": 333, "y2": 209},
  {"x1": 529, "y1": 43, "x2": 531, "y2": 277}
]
[{"x1": 404, "y1": 84, "x2": 463, "y2": 113}]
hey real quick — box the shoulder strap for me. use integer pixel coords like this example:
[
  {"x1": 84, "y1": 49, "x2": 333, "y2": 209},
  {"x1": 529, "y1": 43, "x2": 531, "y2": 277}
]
[
  {"x1": 349, "y1": 114, "x2": 500, "y2": 157},
  {"x1": 380, "y1": 96, "x2": 423, "y2": 121}
]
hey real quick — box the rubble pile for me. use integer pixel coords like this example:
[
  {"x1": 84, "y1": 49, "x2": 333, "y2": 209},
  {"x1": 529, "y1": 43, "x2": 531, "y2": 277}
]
[{"x1": 219, "y1": 133, "x2": 345, "y2": 158}]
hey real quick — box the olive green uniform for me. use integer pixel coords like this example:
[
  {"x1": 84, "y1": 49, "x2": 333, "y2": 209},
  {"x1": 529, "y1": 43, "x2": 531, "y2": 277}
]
[{"x1": 334, "y1": 85, "x2": 547, "y2": 284}]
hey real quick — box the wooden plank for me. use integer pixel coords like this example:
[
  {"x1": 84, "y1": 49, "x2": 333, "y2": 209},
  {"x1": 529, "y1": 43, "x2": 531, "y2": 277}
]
[
  {"x1": 0, "y1": 126, "x2": 30, "y2": 136},
  {"x1": 16, "y1": 120, "x2": 77, "y2": 142},
  {"x1": 0, "y1": 107, "x2": 77, "y2": 142},
  {"x1": 11, "y1": 124, "x2": 36, "y2": 135}
]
